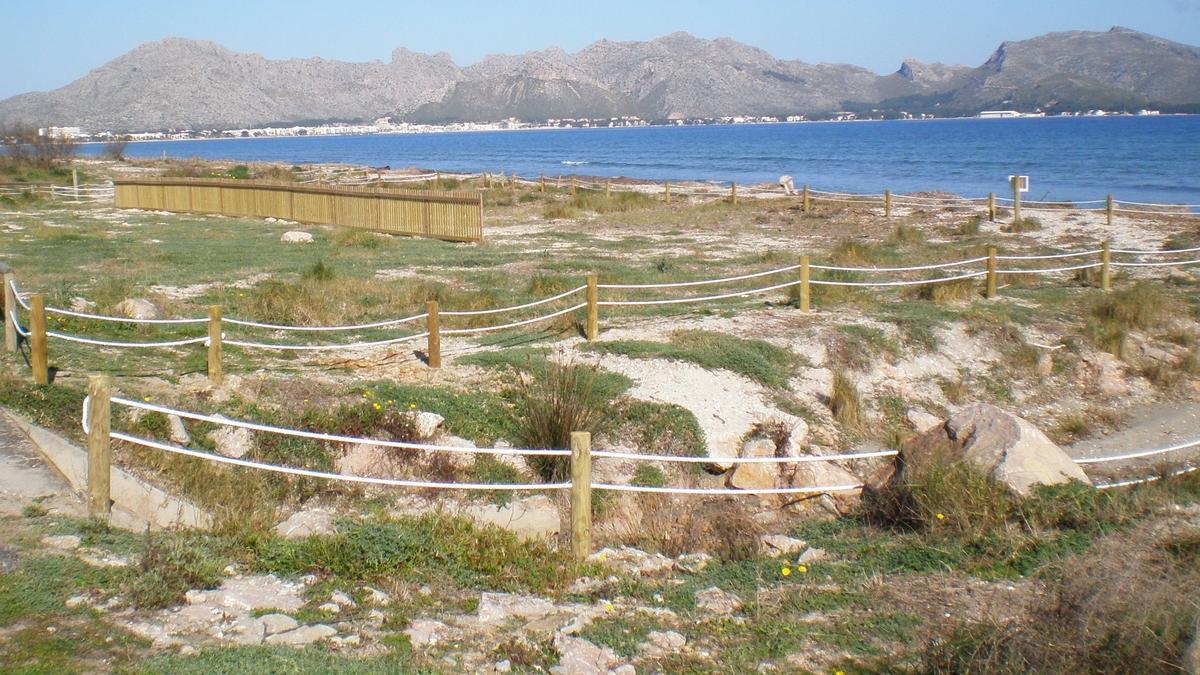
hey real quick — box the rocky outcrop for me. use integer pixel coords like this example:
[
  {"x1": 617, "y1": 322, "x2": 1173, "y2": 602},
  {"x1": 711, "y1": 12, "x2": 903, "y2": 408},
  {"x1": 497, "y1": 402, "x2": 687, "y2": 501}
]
[{"x1": 115, "y1": 298, "x2": 157, "y2": 320}]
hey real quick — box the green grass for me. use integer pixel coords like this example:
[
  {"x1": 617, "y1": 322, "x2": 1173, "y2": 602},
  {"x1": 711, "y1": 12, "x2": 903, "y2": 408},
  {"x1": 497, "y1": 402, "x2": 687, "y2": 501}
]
[{"x1": 583, "y1": 330, "x2": 803, "y2": 388}]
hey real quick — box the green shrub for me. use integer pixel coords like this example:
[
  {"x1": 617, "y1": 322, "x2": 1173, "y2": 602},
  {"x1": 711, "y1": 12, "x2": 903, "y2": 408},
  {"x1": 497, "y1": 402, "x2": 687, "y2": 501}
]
[
  {"x1": 631, "y1": 465, "x2": 667, "y2": 488},
  {"x1": 226, "y1": 165, "x2": 251, "y2": 180},
  {"x1": 1084, "y1": 282, "x2": 1165, "y2": 357},
  {"x1": 512, "y1": 362, "x2": 604, "y2": 481},
  {"x1": 123, "y1": 532, "x2": 225, "y2": 608}
]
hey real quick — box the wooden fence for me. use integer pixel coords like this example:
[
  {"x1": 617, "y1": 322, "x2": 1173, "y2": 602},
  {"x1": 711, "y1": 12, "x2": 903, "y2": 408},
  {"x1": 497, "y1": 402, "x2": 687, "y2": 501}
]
[{"x1": 113, "y1": 178, "x2": 484, "y2": 242}]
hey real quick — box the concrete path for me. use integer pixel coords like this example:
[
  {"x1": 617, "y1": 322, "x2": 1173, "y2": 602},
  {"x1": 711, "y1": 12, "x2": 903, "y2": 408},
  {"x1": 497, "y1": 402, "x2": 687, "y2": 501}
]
[{"x1": 0, "y1": 411, "x2": 84, "y2": 517}]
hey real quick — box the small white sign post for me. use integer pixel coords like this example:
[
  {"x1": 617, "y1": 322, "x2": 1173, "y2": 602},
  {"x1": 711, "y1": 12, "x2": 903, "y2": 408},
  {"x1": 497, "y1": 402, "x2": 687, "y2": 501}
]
[{"x1": 1008, "y1": 175, "x2": 1030, "y2": 221}]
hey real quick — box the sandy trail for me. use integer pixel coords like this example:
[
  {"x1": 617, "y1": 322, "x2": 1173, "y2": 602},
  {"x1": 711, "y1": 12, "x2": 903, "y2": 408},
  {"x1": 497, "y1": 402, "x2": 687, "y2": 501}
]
[{"x1": 1068, "y1": 400, "x2": 1200, "y2": 481}]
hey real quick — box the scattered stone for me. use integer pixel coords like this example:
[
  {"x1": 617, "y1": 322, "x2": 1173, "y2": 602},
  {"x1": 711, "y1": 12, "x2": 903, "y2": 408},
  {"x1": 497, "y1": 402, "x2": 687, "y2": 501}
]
[
  {"x1": 115, "y1": 298, "x2": 158, "y2": 320},
  {"x1": 405, "y1": 619, "x2": 451, "y2": 648},
  {"x1": 210, "y1": 425, "x2": 253, "y2": 459},
  {"x1": 413, "y1": 412, "x2": 444, "y2": 439},
  {"x1": 222, "y1": 564, "x2": 238, "y2": 577},
  {"x1": 264, "y1": 623, "x2": 337, "y2": 646},
  {"x1": 464, "y1": 495, "x2": 560, "y2": 542},
  {"x1": 1036, "y1": 352, "x2": 1054, "y2": 378},
  {"x1": 567, "y1": 577, "x2": 606, "y2": 594},
  {"x1": 613, "y1": 665, "x2": 636, "y2": 675},
  {"x1": 41, "y1": 534, "x2": 81, "y2": 551},
  {"x1": 727, "y1": 437, "x2": 780, "y2": 490},
  {"x1": 361, "y1": 586, "x2": 391, "y2": 607},
  {"x1": 185, "y1": 590, "x2": 207, "y2": 605},
  {"x1": 65, "y1": 595, "x2": 89, "y2": 609},
  {"x1": 495, "y1": 659, "x2": 513, "y2": 673},
  {"x1": 167, "y1": 414, "x2": 191, "y2": 445},
  {"x1": 418, "y1": 585, "x2": 433, "y2": 597},
  {"x1": 674, "y1": 552, "x2": 712, "y2": 574},
  {"x1": 694, "y1": 587, "x2": 743, "y2": 616},
  {"x1": 551, "y1": 633, "x2": 621, "y2": 675},
  {"x1": 259, "y1": 613, "x2": 299, "y2": 636},
  {"x1": 366, "y1": 609, "x2": 386, "y2": 627},
  {"x1": 77, "y1": 548, "x2": 130, "y2": 568},
  {"x1": 642, "y1": 629, "x2": 687, "y2": 656},
  {"x1": 330, "y1": 591, "x2": 356, "y2": 608},
  {"x1": 207, "y1": 575, "x2": 306, "y2": 612},
  {"x1": 1077, "y1": 352, "x2": 1129, "y2": 397},
  {"x1": 69, "y1": 297, "x2": 96, "y2": 312},
  {"x1": 797, "y1": 547, "x2": 828, "y2": 563},
  {"x1": 477, "y1": 592, "x2": 557, "y2": 624},
  {"x1": 275, "y1": 507, "x2": 336, "y2": 539},
  {"x1": 280, "y1": 231, "x2": 314, "y2": 244},
  {"x1": 759, "y1": 534, "x2": 807, "y2": 557},
  {"x1": 339, "y1": 634, "x2": 362, "y2": 648},
  {"x1": 179, "y1": 645, "x2": 197, "y2": 656},
  {"x1": 587, "y1": 546, "x2": 673, "y2": 576},
  {"x1": 318, "y1": 602, "x2": 341, "y2": 614},
  {"x1": 905, "y1": 409, "x2": 943, "y2": 433}
]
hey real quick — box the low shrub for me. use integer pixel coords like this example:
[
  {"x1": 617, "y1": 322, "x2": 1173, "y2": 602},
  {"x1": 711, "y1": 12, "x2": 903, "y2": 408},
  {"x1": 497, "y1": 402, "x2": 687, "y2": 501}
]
[
  {"x1": 1000, "y1": 217, "x2": 1042, "y2": 233},
  {"x1": 829, "y1": 370, "x2": 864, "y2": 430},
  {"x1": 1084, "y1": 282, "x2": 1166, "y2": 357},
  {"x1": 512, "y1": 362, "x2": 603, "y2": 481}
]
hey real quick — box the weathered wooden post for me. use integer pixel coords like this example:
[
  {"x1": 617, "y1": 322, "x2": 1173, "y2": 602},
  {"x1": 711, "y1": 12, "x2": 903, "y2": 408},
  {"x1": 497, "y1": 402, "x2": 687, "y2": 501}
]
[
  {"x1": 570, "y1": 431, "x2": 592, "y2": 564},
  {"x1": 72, "y1": 168, "x2": 79, "y2": 192},
  {"x1": 571, "y1": 176, "x2": 577, "y2": 196},
  {"x1": 426, "y1": 300, "x2": 441, "y2": 369},
  {"x1": 1101, "y1": 240, "x2": 1112, "y2": 292},
  {"x1": 1, "y1": 264, "x2": 16, "y2": 352},
  {"x1": 605, "y1": 179, "x2": 611, "y2": 198},
  {"x1": 1011, "y1": 177, "x2": 1022, "y2": 223},
  {"x1": 207, "y1": 305, "x2": 223, "y2": 386},
  {"x1": 988, "y1": 192, "x2": 996, "y2": 222},
  {"x1": 731, "y1": 182, "x2": 738, "y2": 205},
  {"x1": 986, "y1": 247, "x2": 998, "y2": 299},
  {"x1": 799, "y1": 255, "x2": 811, "y2": 313},
  {"x1": 484, "y1": 173, "x2": 492, "y2": 189},
  {"x1": 664, "y1": 181, "x2": 671, "y2": 204},
  {"x1": 586, "y1": 274, "x2": 599, "y2": 341},
  {"x1": 802, "y1": 184, "x2": 811, "y2": 214},
  {"x1": 86, "y1": 374, "x2": 111, "y2": 520},
  {"x1": 30, "y1": 293, "x2": 48, "y2": 385},
  {"x1": 1106, "y1": 194, "x2": 1114, "y2": 227},
  {"x1": 539, "y1": 174, "x2": 546, "y2": 193},
  {"x1": 884, "y1": 189, "x2": 892, "y2": 218}
]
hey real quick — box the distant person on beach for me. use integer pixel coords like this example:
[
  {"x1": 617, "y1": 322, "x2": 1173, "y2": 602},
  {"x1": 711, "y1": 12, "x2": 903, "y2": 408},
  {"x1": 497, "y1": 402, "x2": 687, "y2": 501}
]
[{"x1": 778, "y1": 175, "x2": 796, "y2": 195}]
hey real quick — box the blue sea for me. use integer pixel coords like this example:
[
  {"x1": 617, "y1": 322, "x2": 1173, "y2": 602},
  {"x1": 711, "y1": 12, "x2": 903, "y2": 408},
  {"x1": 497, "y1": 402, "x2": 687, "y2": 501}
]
[{"x1": 84, "y1": 116, "x2": 1200, "y2": 205}]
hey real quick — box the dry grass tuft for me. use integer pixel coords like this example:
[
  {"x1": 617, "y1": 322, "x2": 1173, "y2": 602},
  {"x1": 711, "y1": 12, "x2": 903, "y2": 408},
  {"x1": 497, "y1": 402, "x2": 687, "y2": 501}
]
[{"x1": 829, "y1": 370, "x2": 864, "y2": 430}]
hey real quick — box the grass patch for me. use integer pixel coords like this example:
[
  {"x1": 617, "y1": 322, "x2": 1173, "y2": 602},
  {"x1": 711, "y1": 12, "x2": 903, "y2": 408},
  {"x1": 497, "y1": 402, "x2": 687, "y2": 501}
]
[
  {"x1": 511, "y1": 362, "x2": 605, "y2": 480},
  {"x1": 1084, "y1": 283, "x2": 1166, "y2": 357},
  {"x1": 829, "y1": 370, "x2": 864, "y2": 430},
  {"x1": 583, "y1": 330, "x2": 802, "y2": 388},
  {"x1": 608, "y1": 400, "x2": 706, "y2": 458},
  {"x1": 1001, "y1": 216, "x2": 1043, "y2": 233}
]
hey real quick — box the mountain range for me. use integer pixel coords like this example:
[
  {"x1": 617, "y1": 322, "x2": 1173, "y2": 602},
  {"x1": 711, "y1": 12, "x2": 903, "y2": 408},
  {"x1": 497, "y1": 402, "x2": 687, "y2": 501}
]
[{"x1": 1, "y1": 26, "x2": 1197, "y2": 132}]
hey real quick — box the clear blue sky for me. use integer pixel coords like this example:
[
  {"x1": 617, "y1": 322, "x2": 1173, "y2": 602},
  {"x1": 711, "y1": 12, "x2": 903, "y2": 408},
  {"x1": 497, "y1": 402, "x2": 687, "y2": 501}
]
[{"x1": 1, "y1": 0, "x2": 1198, "y2": 100}]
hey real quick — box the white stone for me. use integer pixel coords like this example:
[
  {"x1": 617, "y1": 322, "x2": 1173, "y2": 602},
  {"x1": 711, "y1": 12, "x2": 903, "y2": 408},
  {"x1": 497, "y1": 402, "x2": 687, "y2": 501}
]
[
  {"x1": 904, "y1": 409, "x2": 943, "y2": 433},
  {"x1": 413, "y1": 412, "x2": 444, "y2": 439},
  {"x1": 587, "y1": 547, "x2": 673, "y2": 576},
  {"x1": 551, "y1": 633, "x2": 621, "y2": 675},
  {"x1": 405, "y1": 619, "x2": 450, "y2": 647},
  {"x1": 643, "y1": 629, "x2": 687, "y2": 656},
  {"x1": 464, "y1": 495, "x2": 560, "y2": 542},
  {"x1": 797, "y1": 547, "x2": 828, "y2": 563},
  {"x1": 330, "y1": 591, "x2": 356, "y2": 608},
  {"x1": 259, "y1": 613, "x2": 299, "y2": 636},
  {"x1": 65, "y1": 595, "x2": 89, "y2": 609},
  {"x1": 946, "y1": 403, "x2": 1090, "y2": 495},
  {"x1": 728, "y1": 438, "x2": 781, "y2": 490},
  {"x1": 477, "y1": 592, "x2": 557, "y2": 624},
  {"x1": 674, "y1": 553, "x2": 712, "y2": 574},
  {"x1": 694, "y1": 587, "x2": 743, "y2": 616},
  {"x1": 168, "y1": 414, "x2": 191, "y2": 445},
  {"x1": 184, "y1": 590, "x2": 207, "y2": 605},
  {"x1": 275, "y1": 508, "x2": 336, "y2": 539},
  {"x1": 361, "y1": 586, "x2": 391, "y2": 607},
  {"x1": 69, "y1": 297, "x2": 95, "y2": 312},
  {"x1": 115, "y1": 298, "x2": 157, "y2": 320},
  {"x1": 210, "y1": 425, "x2": 253, "y2": 459},
  {"x1": 280, "y1": 231, "x2": 314, "y2": 244},
  {"x1": 759, "y1": 534, "x2": 807, "y2": 557},
  {"x1": 264, "y1": 624, "x2": 337, "y2": 645},
  {"x1": 41, "y1": 534, "x2": 81, "y2": 550},
  {"x1": 318, "y1": 602, "x2": 341, "y2": 614},
  {"x1": 495, "y1": 659, "x2": 513, "y2": 673}
]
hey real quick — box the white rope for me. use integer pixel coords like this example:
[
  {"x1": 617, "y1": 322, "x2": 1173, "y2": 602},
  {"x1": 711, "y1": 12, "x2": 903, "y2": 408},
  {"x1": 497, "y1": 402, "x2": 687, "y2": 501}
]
[
  {"x1": 592, "y1": 482, "x2": 864, "y2": 495},
  {"x1": 224, "y1": 313, "x2": 428, "y2": 332},
  {"x1": 996, "y1": 250, "x2": 1102, "y2": 261},
  {"x1": 1074, "y1": 438, "x2": 1200, "y2": 465},
  {"x1": 1093, "y1": 465, "x2": 1197, "y2": 490},
  {"x1": 45, "y1": 305, "x2": 208, "y2": 325},
  {"x1": 440, "y1": 286, "x2": 586, "y2": 317},
  {"x1": 598, "y1": 279, "x2": 800, "y2": 307},
  {"x1": 1110, "y1": 259, "x2": 1200, "y2": 268},
  {"x1": 7, "y1": 279, "x2": 31, "y2": 310},
  {"x1": 996, "y1": 262, "x2": 1103, "y2": 274},
  {"x1": 1110, "y1": 246, "x2": 1200, "y2": 255},
  {"x1": 223, "y1": 332, "x2": 429, "y2": 351},
  {"x1": 107, "y1": 396, "x2": 571, "y2": 457},
  {"x1": 591, "y1": 448, "x2": 898, "y2": 464},
  {"x1": 441, "y1": 302, "x2": 586, "y2": 335},
  {"x1": 1115, "y1": 199, "x2": 1200, "y2": 208},
  {"x1": 112, "y1": 431, "x2": 568, "y2": 491},
  {"x1": 597, "y1": 265, "x2": 800, "y2": 290},
  {"x1": 809, "y1": 257, "x2": 988, "y2": 273},
  {"x1": 47, "y1": 330, "x2": 208, "y2": 348},
  {"x1": 8, "y1": 310, "x2": 29, "y2": 337},
  {"x1": 809, "y1": 270, "x2": 987, "y2": 287},
  {"x1": 1117, "y1": 207, "x2": 1198, "y2": 217}
]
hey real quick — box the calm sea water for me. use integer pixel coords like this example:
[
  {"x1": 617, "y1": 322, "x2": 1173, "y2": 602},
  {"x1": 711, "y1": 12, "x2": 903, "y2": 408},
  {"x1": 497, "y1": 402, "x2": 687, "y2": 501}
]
[{"x1": 85, "y1": 116, "x2": 1200, "y2": 204}]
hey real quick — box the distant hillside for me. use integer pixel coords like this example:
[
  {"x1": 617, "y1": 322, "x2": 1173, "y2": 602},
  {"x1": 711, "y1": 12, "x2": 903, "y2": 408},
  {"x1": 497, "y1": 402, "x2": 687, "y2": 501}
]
[{"x1": 1, "y1": 27, "x2": 1197, "y2": 132}]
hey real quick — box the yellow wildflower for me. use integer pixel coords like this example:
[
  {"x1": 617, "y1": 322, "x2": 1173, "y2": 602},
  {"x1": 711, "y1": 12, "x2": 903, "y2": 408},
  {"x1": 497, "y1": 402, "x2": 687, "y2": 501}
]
[
  {"x1": 372, "y1": 402, "x2": 381, "y2": 410},
  {"x1": 936, "y1": 512, "x2": 945, "y2": 520},
  {"x1": 797, "y1": 564, "x2": 808, "y2": 574},
  {"x1": 781, "y1": 567, "x2": 791, "y2": 577}
]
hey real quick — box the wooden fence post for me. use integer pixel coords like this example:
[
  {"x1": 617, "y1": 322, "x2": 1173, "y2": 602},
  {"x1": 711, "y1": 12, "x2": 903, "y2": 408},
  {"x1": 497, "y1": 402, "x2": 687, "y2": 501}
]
[
  {"x1": 207, "y1": 305, "x2": 223, "y2": 385},
  {"x1": 30, "y1": 293, "x2": 48, "y2": 385},
  {"x1": 884, "y1": 189, "x2": 892, "y2": 218},
  {"x1": 484, "y1": 173, "x2": 491, "y2": 189},
  {"x1": 802, "y1": 184, "x2": 811, "y2": 214},
  {"x1": 1101, "y1": 240, "x2": 1111, "y2": 292},
  {"x1": 664, "y1": 181, "x2": 671, "y2": 204},
  {"x1": 1, "y1": 264, "x2": 15, "y2": 353},
  {"x1": 1106, "y1": 194, "x2": 1114, "y2": 227},
  {"x1": 426, "y1": 300, "x2": 441, "y2": 369},
  {"x1": 799, "y1": 255, "x2": 811, "y2": 313},
  {"x1": 605, "y1": 179, "x2": 611, "y2": 198},
  {"x1": 1011, "y1": 177, "x2": 1022, "y2": 223},
  {"x1": 988, "y1": 192, "x2": 996, "y2": 222},
  {"x1": 540, "y1": 174, "x2": 545, "y2": 193},
  {"x1": 986, "y1": 247, "x2": 998, "y2": 299},
  {"x1": 586, "y1": 274, "x2": 599, "y2": 341},
  {"x1": 570, "y1": 431, "x2": 592, "y2": 564},
  {"x1": 731, "y1": 182, "x2": 738, "y2": 205},
  {"x1": 571, "y1": 176, "x2": 577, "y2": 196},
  {"x1": 86, "y1": 374, "x2": 111, "y2": 520}
]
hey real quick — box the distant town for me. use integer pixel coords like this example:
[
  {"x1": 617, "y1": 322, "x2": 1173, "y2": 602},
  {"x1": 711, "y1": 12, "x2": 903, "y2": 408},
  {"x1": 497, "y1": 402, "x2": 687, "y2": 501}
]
[{"x1": 45, "y1": 108, "x2": 1170, "y2": 143}]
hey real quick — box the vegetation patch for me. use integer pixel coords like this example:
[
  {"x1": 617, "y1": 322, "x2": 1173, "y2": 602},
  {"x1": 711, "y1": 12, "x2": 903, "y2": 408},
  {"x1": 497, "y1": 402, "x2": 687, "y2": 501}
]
[{"x1": 583, "y1": 330, "x2": 802, "y2": 388}]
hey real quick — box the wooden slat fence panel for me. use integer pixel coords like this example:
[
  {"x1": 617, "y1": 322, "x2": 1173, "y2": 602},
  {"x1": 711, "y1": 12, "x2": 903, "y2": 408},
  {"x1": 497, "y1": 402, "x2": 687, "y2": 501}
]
[{"x1": 112, "y1": 178, "x2": 483, "y2": 242}]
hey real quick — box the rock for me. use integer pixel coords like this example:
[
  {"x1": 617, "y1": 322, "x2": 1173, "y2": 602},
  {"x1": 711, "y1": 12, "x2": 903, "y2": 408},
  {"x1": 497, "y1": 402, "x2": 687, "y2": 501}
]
[
  {"x1": 727, "y1": 437, "x2": 781, "y2": 490},
  {"x1": 275, "y1": 508, "x2": 336, "y2": 539},
  {"x1": 1036, "y1": 352, "x2": 1054, "y2": 378},
  {"x1": 587, "y1": 547, "x2": 673, "y2": 576},
  {"x1": 797, "y1": 547, "x2": 828, "y2": 563},
  {"x1": 413, "y1": 412, "x2": 444, "y2": 439},
  {"x1": 405, "y1": 619, "x2": 450, "y2": 648},
  {"x1": 167, "y1": 414, "x2": 191, "y2": 445},
  {"x1": 904, "y1": 409, "x2": 943, "y2": 434},
  {"x1": 361, "y1": 586, "x2": 391, "y2": 607},
  {"x1": 179, "y1": 645, "x2": 197, "y2": 656},
  {"x1": 551, "y1": 633, "x2": 621, "y2": 675},
  {"x1": 115, "y1": 298, "x2": 157, "y2": 320},
  {"x1": 790, "y1": 460, "x2": 861, "y2": 497},
  {"x1": 759, "y1": 534, "x2": 807, "y2": 557},
  {"x1": 613, "y1": 666, "x2": 637, "y2": 675},
  {"x1": 280, "y1": 231, "x2": 314, "y2": 244},
  {"x1": 318, "y1": 603, "x2": 341, "y2": 614},
  {"x1": 69, "y1": 297, "x2": 95, "y2": 312},
  {"x1": 259, "y1": 613, "x2": 299, "y2": 636},
  {"x1": 642, "y1": 629, "x2": 687, "y2": 656},
  {"x1": 478, "y1": 592, "x2": 557, "y2": 624},
  {"x1": 210, "y1": 425, "x2": 253, "y2": 459},
  {"x1": 330, "y1": 591, "x2": 356, "y2": 608},
  {"x1": 336, "y1": 443, "x2": 394, "y2": 477},
  {"x1": 1077, "y1": 352, "x2": 1129, "y2": 397},
  {"x1": 694, "y1": 587, "x2": 743, "y2": 616},
  {"x1": 77, "y1": 548, "x2": 130, "y2": 568},
  {"x1": 184, "y1": 590, "x2": 207, "y2": 605},
  {"x1": 674, "y1": 552, "x2": 712, "y2": 574},
  {"x1": 337, "y1": 634, "x2": 362, "y2": 648},
  {"x1": 264, "y1": 624, "x2": 337, "y2": 646},
  {"x1": 495, "y1": 659, "x2": 513, "y2": 673},
  {"x1": 65, "y1": 595, "x2": 89, "y2": 609},
  {"x1": 207, "y1": 575, "x2": 306, "y2": 612},
  {"x1": 41, "y1": 534, "x2": 81, "y2": 551},
  {"x1": 367, "y1": 609, "x2": 386, "y2": 626},
  {"x1": 464, "y1": 495, "x2": 560, "y2": 543}
]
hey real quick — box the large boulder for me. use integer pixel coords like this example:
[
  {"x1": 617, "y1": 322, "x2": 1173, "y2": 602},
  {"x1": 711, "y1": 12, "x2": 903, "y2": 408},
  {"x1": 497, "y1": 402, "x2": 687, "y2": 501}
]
[
  {"x1": 884, "y1": 403, "x2": 1088, "y2": 496},
  {"x1": 115, "y1": 298, "x2": 158, "y2": 320}
]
